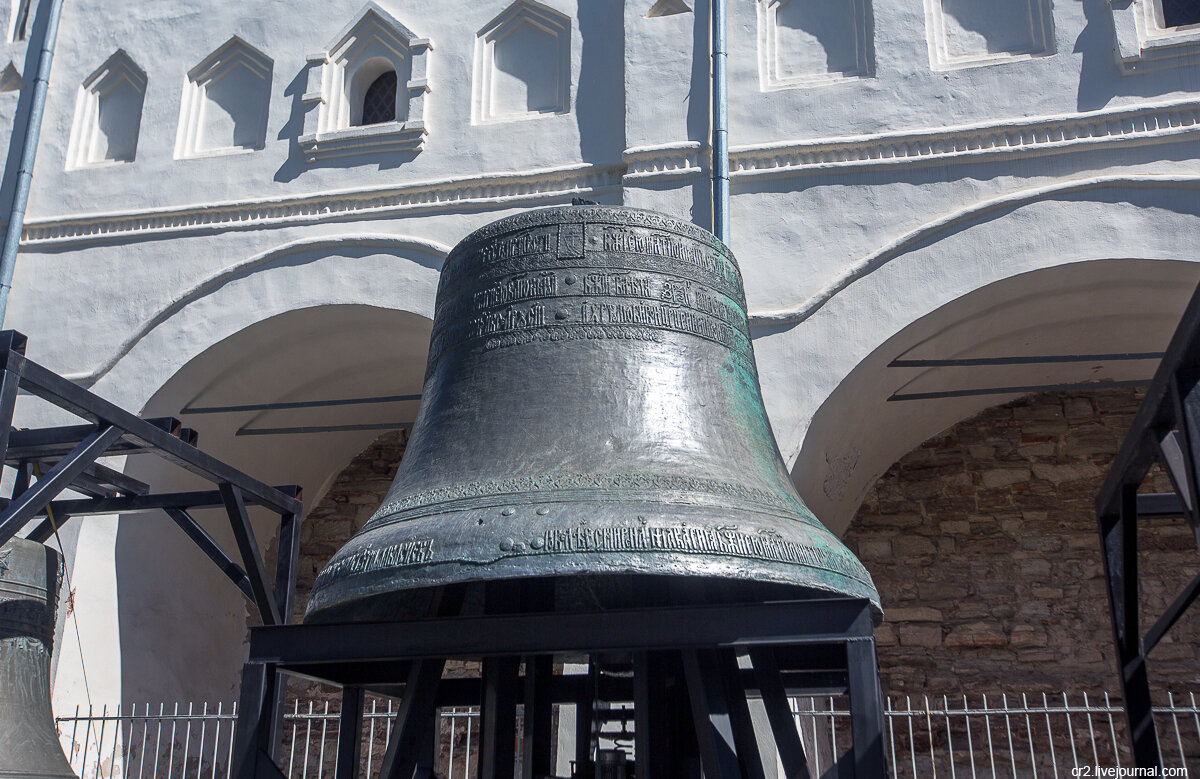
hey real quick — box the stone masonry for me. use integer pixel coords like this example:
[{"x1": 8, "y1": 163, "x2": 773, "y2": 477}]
[{"x1": 847, "y1": 387, "x2": 1200, "y2": 696}]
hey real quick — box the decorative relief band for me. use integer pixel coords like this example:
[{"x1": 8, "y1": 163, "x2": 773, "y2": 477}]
[
  {"x1": 20, "y1": 102, "x2": 1200, "y2": 246},
  {"x1": 20, "y1": 164, "x2": 623, "y2": 246},
  {"x1": 427, "y1": 214, "x2": 752, "y2": 368},
  {"x1": 371, "y1": 472, "x2": 806, "y2": 526},
  {"x1": 310, "y1": 524, "x2": 873, "y2": 589},
  {"x1": 729, "y1": 99, "x2": 1200, "y2": 178},
  {"x1": 312, "y1": 537, "x2": 435, "y2": 590},
  {"x1": 526, "y1": 525, "x2": 873, "y2": 586}
]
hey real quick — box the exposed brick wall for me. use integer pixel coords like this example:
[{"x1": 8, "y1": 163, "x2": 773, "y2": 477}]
[
  {"x1": 293, "y1": 429, "x2": 410, "y2": 621},
  {"x1": 846, "y1": 388, "x2": 1200, "y2": 695}
]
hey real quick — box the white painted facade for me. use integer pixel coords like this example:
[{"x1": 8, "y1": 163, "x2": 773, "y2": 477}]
[{"x1": 0, "y1": 0, "x2": 1198, "y2": 715}]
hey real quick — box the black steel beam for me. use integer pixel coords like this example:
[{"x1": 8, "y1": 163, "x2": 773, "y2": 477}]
[
  {"x1": 750, "y1": 647, "x2": 810, "y2": 777},
  {"x1": 10, "y1": 351, "x2": 300, "y2": 516},
  {"x1": 0, "y1": 353, "x2": 26, "y2": 465},
  {"x1": 334, "y1": 687, "x2": 363, "y2": 779},
  {"x1": 20, "y1": 488, "x2": 299, "y2": 519},
  {"x1": 4, "y1": 418, "x2": 182, "y2": 462},
  {"x1": 249, "y1": 598, "x2": 875, "y2": 664},
  {"x1": 164, "y1": 508, "x2": 256, "y2": 603},
  {"x1": 479, "y1": 656, "x2": 520, "y2": 779},
  {"x1": 79, "y1": 460, "x2": 151, "y2": 496},
  {"x1": 683, "y1": 649, "x2": 743, "y2": 779},
  {"x1": 1136, "y1": 492, "x2": 1187, "y2": 518},
  {"x1": 1144, "y1": 567, "x2": 1200, "y2": 652},
  {"x1": 0, "y1": 425, "x2": 123, "y2": 543},
  {"x1": 377, "y1": 658, "x2": 445, "y2": 779},
  {"x1": 221, "y1": 483, "x2": 281, "y2": 626},
  {"x1": 521, "y1": 654, "x2": 554, "y2": 779},
  {"x1": 1098, "y1": 283, "x2": 1200, "y2": 519}
]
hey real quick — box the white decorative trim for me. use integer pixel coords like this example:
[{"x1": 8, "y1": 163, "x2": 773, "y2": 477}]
[
  {"x1": 20, "y1": 163, "x2": 623, "y2": 246},
  {"x1": 729, "y1": 99, "x2": 1200, "y2": 178},
  {"x1": 66, "y1": 50, "x2": 147, "y2": 170},
  {"x1": 472, "y1": 0, "x2": 571, "y2": 124},
  {"x1": 622, "y1": 141, "x2": 705, "y2": 180},
  {"x1": 61, "y1": 234, "x2": 451, "y2": 387},
  {"x1": 175, "y1": 37, "x2": 273, "y2": 159},
  {"x1": 757, "y1": 0, "x2": 874, "y2": 90},
  {"x1": 748, "y1": 174, "x2": 1200, "y2": 327},
  {"x1": 924, "y1": 0, "x2": 1054, "y2": 71},
  {"x1": 1111, "y1": 0, "x2": 1200, "y2": 73},
  {"x1": 298, "y1": 2, "x2": 432, "y2": 163}
]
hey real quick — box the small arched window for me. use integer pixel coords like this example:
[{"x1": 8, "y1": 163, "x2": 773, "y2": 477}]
[
  {"x1": 360, "y1": 70, "x2": 397, "y2": 125},
  {"x1": 1162, "y1": 0, "x2": 1200, "y2": 27}
]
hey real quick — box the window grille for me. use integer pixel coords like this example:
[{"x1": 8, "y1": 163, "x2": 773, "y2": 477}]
[
  {"x1": 360, "y1": 71, "x2": 397, "y2": 126},
  {"x1": 1163, "y1": 0, "x2": 1200, "y2": 27}
]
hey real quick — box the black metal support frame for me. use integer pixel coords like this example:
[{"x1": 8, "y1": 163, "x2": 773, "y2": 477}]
[
  {"x1": 0, "y1": 330, "x2": 303, "y2": 745},
  {"x1": 1096, "y1": 286, "x2": 1200, "y2": 768},
  {"x1": 233, "y1": 597, "x2": 886, "y2": 779}
]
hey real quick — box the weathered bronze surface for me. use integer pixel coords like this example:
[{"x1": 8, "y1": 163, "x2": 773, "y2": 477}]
[
  {"x1": 305, "y1": 206, "x2": 880, "y2": 623},
  {"x1": 0, "y1": 538, "x2": 76, "y2": 779}
]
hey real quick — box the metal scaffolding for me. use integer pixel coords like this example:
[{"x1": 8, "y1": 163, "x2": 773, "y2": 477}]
[{"x1": 1096, "y1": 282, "x2": 1200, "y2": 768}]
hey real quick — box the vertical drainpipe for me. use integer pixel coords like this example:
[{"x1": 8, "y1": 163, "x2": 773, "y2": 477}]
[
  {"x1": 0, "y1": 0, "x2": 67, "y2": 324},
  {"x1": 710, "y1": 0, "x2": 729, "y2": 245}
]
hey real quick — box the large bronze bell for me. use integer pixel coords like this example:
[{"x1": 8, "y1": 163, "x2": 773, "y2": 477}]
[
  {"x1": 0, "y1": 538, "x2": 77, "y2": 779},
  {"x1": 306, "y1": 206, "x2": 879, "y2": 623}
]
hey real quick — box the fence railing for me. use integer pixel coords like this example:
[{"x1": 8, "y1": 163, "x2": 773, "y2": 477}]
[{"x1": 56, "y1": 692, "x2": 1199, "y2": 779}]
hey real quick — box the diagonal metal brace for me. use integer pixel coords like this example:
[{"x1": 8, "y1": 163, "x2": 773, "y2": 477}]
[
  {"x1": 221, "y1": 483, "x2": 281, "y2": 626},
  {"x1": 0, "y1": 425, "x2": 123, "y2": 544}
]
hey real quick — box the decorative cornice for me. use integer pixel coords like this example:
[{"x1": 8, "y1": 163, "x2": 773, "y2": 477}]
[
  {"x1": 21, "y1": 163, "x2": 623, "y2": 247},
  {"x1": 622, "y1": 141, "x2": 705, "y2": 180},
  {"x1": 21, "y1": 101, "x2": 1200, "y2": 246},
  {"x1": 729, "y1": 99, "x2": 1200, "y2": 178}
]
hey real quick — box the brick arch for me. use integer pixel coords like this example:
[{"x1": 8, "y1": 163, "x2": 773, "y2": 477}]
[{"x1": 845, "y1": 387, "x2": 1200, "y2": 695}]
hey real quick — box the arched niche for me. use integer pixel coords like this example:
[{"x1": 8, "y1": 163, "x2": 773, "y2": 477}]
[
  {"x1": 795, "y1": 259, "x2": 1200, "y2": 535},
  {"x1": 473, "y1": 0, "x2": 571, "y2": 123},
  {"x1": 66, "y1": 50, "x2": 147, "y2": 168},
  {"x1": 176, "y1": 36, "x2": 273, "y2": 158},
  {"x1": 115, "y1": 304, "x2": 433, "y2": 706}
]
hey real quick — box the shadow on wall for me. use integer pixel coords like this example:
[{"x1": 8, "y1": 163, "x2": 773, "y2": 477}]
[
  {"x1": 576, "y1": 0, "x2": 625, "y2": 166},
  {"x1": 1073, "y1": 0, "x2": 1200, "y2": 111},
  {"x1": 774, "y1": 0, "x2": 862, "y2": 76}
]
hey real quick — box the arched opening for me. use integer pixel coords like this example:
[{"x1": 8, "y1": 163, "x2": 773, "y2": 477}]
[
  {"x1": 1163, "y1": 0, "x2": 1200, "y2": 27},
  {"x1": 112, "y1": 304, "x2": 432, "y2": 706},
  {"x1": 360, "y1": 70, "x2": 398, "y2": 125},
  {"x1": 349, "y1": 57, "x2": 404, "y2": 127},
  {"x1": 795, "y1": 259, "x2": 1200, "y2": 534},
  {"x1": 843, "y1": 386, "x2": 1200, "y2": 698}
]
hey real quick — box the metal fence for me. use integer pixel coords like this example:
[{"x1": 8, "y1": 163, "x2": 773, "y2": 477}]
[{"x1": 56, "y1": 692, "x2": 1199, "y2": 779}]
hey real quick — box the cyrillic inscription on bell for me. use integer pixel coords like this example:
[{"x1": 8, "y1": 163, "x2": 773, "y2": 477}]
[{"x1": 305, "y1": 206, "x2": 880, "y2": 623}]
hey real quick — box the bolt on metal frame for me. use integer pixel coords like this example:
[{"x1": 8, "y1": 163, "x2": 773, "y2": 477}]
[{"x1": 1096, "y1": 280, "x2": 1200, "y2": 769}]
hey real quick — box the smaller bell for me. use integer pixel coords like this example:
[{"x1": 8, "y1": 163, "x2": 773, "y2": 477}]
[{"x1": 0, "y1": 538, "x2": 77, "y2": 779}]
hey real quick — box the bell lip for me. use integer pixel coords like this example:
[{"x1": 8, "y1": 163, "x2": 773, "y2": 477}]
[
  {"x1": 304, "y1": 570, "x2": 883, "y2": 627},
  {"x1": 304, "y1": 554, "x2": 883, "y2": 627}
]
